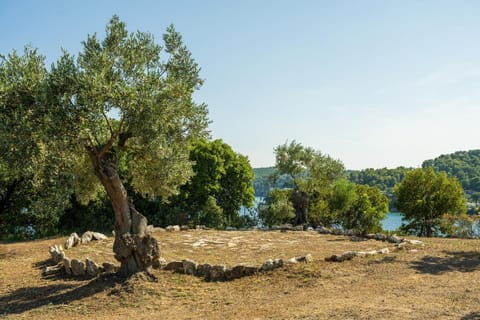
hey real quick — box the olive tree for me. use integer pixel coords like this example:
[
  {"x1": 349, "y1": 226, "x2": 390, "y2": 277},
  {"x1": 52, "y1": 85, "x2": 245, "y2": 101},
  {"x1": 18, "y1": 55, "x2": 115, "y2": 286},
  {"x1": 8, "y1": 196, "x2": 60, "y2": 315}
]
[{"x1": 46, "y1": 16, "x2": 209, "y2": 276}]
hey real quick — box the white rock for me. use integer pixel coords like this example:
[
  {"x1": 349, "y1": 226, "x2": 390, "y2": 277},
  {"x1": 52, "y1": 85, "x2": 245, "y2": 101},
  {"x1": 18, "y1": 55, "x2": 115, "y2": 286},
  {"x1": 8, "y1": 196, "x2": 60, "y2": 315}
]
[{"x1": 71, "y1": 259, "x2": 85, "y2": 276}]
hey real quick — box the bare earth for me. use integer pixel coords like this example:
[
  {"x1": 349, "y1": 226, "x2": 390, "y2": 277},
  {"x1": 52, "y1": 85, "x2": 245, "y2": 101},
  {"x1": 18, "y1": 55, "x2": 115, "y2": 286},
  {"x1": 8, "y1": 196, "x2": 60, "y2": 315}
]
[{"x1": 1, "y1": 230, "x2": 480, "y2": 319}]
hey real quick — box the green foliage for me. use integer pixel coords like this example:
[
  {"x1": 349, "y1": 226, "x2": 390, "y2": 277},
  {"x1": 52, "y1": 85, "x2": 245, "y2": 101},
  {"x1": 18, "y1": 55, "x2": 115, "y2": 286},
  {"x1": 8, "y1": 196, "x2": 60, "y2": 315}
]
[
  {"x1": 1, "y1": 16, "x2": 210, "y2": 238},
  {"x1": 347, "y1": 167, "x2": 411, "y2": 193},
  {"x1": 440, "y1": 213, "x2": 480, "y2": 238},
  {"x1": 272, "y1": 141, "x2": 345, "y2": 225},
  {"x1": 59, "y1": 195, "x2": 114, "y2": 234},
  {"x1": 258, "y1": 189, "x2": 295, "y2": 227},
  {"x1": 153, "y1": 139, "x2": 255, "y2": 228},
  {"x1": 422, "y1": 150, "x2": 480, "y2": 192},
  {"x1": 48, "y1": 15, "x2": 209, "y2": 201},
  {"x1": 336, "y1": 184, "x2": 388, "y2": 233},
  {"x1": 394, "y1": 167, "x2": 467, "y2": 237},
  {"x1": 198, "y1": 196, "x2": 225, "y2": 228},
  {"x1": 0, "y1": 47, "x2": 75, "y2": 238}
]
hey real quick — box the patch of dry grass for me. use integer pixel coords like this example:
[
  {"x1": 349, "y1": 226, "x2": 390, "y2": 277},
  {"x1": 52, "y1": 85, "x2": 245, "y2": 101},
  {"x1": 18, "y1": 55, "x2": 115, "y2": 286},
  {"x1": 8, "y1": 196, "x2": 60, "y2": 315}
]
[{"x1": 1, "y1": 230, "x2": 480, "y2": 319}]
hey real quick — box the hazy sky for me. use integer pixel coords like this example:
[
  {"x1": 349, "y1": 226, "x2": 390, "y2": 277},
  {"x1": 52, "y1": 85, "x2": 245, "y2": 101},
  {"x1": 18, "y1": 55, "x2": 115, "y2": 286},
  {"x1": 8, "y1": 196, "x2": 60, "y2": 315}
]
[{"x1": 2, "y1": 0, "x2": 479, "y2": 169}]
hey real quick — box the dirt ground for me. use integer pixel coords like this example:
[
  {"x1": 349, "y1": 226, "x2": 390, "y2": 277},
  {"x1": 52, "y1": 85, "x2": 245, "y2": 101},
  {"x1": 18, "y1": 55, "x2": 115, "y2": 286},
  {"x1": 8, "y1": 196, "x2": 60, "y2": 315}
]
[{"x1": 1, "y1": 229, "x2": 480, "y2": 319}]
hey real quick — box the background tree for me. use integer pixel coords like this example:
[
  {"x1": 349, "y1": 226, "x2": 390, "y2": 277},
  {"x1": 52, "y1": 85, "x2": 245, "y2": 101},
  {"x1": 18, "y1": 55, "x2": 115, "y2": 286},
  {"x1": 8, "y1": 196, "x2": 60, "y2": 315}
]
[
  {"x1": 335, "y1": 184, "x2": 388, "y2": 233},
  {"x1": 394, "y1": 167, "x2": 466, "y2": 237},
  {"x1": 171, "y1": 139, "x2": 255, "y2": 228},
  {"x1": 0, "y1": 48, "x2": 74, "y2": 238},
  {"x1": 272, "y1": 141, "x2": 344, "y2": 225},
  {"x1": 45, "y1": 16, "x2": 209, "y2": 276},
  {"x1": 258, "y1": 189, "x2": 295, "y2": 227}
]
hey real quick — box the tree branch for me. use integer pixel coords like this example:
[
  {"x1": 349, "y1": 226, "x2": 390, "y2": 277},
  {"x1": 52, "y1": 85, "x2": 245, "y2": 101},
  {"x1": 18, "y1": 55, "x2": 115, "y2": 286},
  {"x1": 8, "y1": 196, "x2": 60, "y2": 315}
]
[
  {"x1": 101, "y1": 109, "x2": 114, "y2": 136},
  {"x1": 97, "y1": 117, "x2": 125, "y2": 160}
]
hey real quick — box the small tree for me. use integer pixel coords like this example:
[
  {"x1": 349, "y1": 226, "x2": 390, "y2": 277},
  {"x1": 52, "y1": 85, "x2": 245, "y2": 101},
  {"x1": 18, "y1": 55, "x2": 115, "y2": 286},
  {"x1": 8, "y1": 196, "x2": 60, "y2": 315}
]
[
  {"x1": 273, "y1": 141, "x2": 344, "y2": 225},
  {"x1": 394, "y1": 167, "x2": 466, "y2": 237},
  {"x1": 258, "y1": 189, "x2": 295, "y2": 227}
]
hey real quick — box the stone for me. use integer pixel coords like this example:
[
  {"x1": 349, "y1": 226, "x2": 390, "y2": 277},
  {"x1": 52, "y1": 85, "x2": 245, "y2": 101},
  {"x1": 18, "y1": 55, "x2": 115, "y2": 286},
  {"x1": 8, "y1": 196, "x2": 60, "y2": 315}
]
[
  {"x1": 350, "y1": 236, "x2": 368, "y2": 242},
  {"x1": 43, "y1": 265, "x2": 62, "y2": 276},
  {"x1": 225, "y1": 265, "x2": 257, "y2": 280},
  {"x1": 81, "y1": 231, "x2": 94, "y2": 244},
  {"x1": 287, "y1": 257, "x2": 298, "y2": 264},
  {"x1": 65, "y1": 232, "x2": 80, "y2": 249},
  {"x1": 195, "y1": 225, "x2": 210, "y2": 230},
  {"x1": 92, "y1": 232, "x2": 108, "y2": 240},
  {"x1": 405, "y1": 239, "x2": 424, "y2": 245},
  {"x1": 306, "y1": 227, "x2": 314, "y2": 232},
  {"x1": 102, "y1": 262, "x2": 118, "y2": 273},
  {"x1": 152, "y1": 257, "x2": 167, "y2": 269},
  {"x1": 85, "y1": 257, "x2": 101, "y2": 276},
  {"x1": 196, "y1": 263, "x2": 212, "y2": 277},
  {"x1": 375, "y1": 233, "x2": 387, "y2": 241},
  {"x1": 225, "y1": 226, "x2": 237, "y2": 231},
  {"x1": 166, "y1": 225, "x2": 181, "y2": 232},
  {"x1": 331, "y1": 228, "x2": 344, "y2": 235},
  {"x1": 183, "y1": 259, "x2": 198, "y2": 275},
  {"x1": 325, "y1": 251, "x2": 356, "y2": 262},
  {"x1": 378, "y1": 248, "x2": 390, "y2": 254},
  {"x1": 260, "y1": 259, "x2": 274, "y2": 271},
  {"x1": 356, "y1": 250, "x2": 378, "y2": 258},
  {"x1": 295, "y1": 254, "x2": 313, "y2": 263},
  {"x1": 163, "y1": 261, "x2": 184, "y2": 273},
  {"x1": 208, "y1": 265, "x2": 227, "y2": 281},
  {"x1": 316, "y1": 226, "x2": 331, "y2": 234},
  {"x1": 49, "y1": 245, "x2": 65, "y2": 263},
  {"x1": 386, "y1": 235, "x2": 403, "y2": 244},
  {"x1": 70, "y1": 259, "x2": 86, "y2": 276},
  {"x1": 260, "y1": 258, "x2": 283, "y2": 271},
  {"x1": 180, "y1": 225, "x2": 189, "y2": 231},
  {"x1": 63, "y1": 257, "x2": 72, "y2": 275}
]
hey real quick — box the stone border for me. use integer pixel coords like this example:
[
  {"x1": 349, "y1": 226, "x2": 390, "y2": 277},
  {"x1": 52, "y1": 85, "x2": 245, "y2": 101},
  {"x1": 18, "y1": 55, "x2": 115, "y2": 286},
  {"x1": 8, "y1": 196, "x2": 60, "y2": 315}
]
[
  {"x1": 47, "y1": 243, "x2": 117, "y2": 277},
  {"x1": 161, "y1": 254, "x2": 313, "y2": 282}
]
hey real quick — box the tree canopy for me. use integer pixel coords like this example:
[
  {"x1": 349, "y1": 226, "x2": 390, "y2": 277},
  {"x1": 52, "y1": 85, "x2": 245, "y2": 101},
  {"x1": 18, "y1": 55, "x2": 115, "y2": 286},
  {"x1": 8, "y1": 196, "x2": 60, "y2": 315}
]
[
  {"x1": 394, "y1": 167, "x2": 466, "y2": 237},
  {"x1": 1, "y1": 16, "x2": 210, "y2": 275},
  {"x1": 173, "y1": 139, "x2": 255, "y2": 228}
]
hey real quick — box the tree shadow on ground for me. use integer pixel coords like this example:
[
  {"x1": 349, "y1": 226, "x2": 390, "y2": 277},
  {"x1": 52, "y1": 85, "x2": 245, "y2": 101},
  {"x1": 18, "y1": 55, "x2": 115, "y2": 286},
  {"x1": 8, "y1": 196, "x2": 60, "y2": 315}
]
[
  {"x1": 461, "y1": 312, "x2": 480, "y2": 320},
  {"x1": 410, "y1": 251, "x2": 480, "y2": 275},
  {"x1": 0, "y1": 273, "x2": 121, "y2": 316}
]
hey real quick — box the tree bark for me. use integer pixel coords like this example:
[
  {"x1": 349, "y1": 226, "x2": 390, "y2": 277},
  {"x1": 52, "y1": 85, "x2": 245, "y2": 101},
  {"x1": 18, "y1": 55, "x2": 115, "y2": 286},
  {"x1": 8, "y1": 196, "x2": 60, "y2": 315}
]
[
  {"x1": 88, "y1": 151, "x2": 160, "y2": 277},
  {"x1": 291, "y1": 190, "x2": 309, "y2": 225}
]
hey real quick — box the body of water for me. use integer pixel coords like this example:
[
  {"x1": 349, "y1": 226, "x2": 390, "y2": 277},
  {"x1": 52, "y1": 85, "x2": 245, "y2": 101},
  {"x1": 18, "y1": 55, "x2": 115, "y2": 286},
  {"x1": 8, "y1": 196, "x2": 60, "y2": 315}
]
[{"x1": 382, "y1": 212, "x2": 403, "y2": 231}]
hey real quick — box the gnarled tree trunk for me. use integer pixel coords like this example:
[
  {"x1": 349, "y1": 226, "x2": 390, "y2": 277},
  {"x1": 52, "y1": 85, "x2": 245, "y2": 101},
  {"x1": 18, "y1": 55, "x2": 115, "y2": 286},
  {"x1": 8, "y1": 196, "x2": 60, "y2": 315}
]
[
  {"x1": 88, "y1": 152, "x2": 160, "y2": 277},
  {"x1": 291, "y1": 190, "x2": 309, "y2": 225}
]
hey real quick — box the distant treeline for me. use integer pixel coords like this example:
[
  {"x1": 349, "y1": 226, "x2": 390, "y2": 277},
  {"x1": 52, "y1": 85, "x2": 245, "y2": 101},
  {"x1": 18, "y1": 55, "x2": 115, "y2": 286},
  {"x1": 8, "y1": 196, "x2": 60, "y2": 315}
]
[{"x1": 254, "y1": 149, "x2": 480, "y2": 199}]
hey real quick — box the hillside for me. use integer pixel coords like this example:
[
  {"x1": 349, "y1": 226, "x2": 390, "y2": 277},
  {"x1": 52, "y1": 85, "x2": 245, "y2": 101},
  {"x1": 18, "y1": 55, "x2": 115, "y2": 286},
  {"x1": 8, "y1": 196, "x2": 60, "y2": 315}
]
[
  {"x1": 423, "y1": 150, "x2": 480, "y2": 192},
  {"x1": 254, "y1": 150, "x2": 480, "y2": 197},
  {"x1": 1, "y1": 230, "x2": 480, "y2": 319}
]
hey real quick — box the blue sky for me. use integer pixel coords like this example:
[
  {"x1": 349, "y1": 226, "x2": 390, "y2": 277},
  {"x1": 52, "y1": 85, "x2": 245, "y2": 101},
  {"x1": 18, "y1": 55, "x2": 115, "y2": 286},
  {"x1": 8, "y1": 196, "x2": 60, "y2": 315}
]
[{"x1": 1, "y1": 0, "x2": 479, "y2": 169}]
